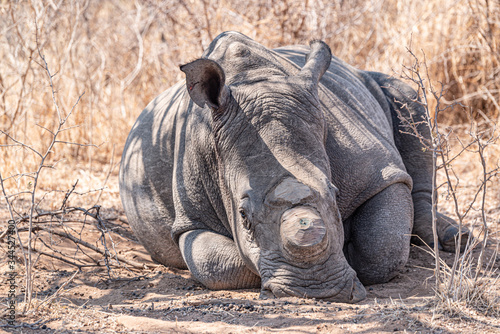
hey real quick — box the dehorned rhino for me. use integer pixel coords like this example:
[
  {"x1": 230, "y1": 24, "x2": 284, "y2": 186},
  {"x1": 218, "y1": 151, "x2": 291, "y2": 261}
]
[{"x1": 119, "y1": 32, "x2": 468, "y2": 303}]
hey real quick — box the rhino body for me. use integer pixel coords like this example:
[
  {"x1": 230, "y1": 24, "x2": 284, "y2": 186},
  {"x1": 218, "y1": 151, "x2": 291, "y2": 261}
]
[{"x1": 119, "y1": 32, "x2": 464, "y2": 302}]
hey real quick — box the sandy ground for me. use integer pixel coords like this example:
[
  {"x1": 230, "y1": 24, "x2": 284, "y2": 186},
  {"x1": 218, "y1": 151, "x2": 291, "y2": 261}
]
[
  {"x1": 1, "y1": 202, "x2": 499, "y2": 334},
  {"x1": 1, "y1": 136, "x2": 499, "y2": 333}
]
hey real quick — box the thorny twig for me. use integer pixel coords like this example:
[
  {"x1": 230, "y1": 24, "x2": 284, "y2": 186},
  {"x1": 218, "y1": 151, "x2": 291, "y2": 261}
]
[
  {"x1": 400, "y1": 47, "x2": 499, "y2": 315},
  {"x1": 401, "y1": 48, "x2": 443, "y2": 288},
  {"x1": 0, "y1": 12, "x2": 133, "y2": 312}
]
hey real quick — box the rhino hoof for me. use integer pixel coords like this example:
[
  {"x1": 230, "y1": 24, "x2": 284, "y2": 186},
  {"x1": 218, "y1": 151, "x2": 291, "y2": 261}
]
[
  {"x1": 440, "y1": 225, "x2": 470, "y2": 253},
  {"x1": 428, "y1": 241, "x2": 443, "y2": 251}
]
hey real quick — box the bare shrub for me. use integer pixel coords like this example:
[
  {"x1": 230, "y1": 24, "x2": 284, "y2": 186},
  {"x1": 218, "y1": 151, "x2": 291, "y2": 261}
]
[
  {"x1": 0, "y1": 19, "x2": 143, "y2": 313},
  {"x1": 401, "y1": 48, "x2": 499, "y2": 317}
]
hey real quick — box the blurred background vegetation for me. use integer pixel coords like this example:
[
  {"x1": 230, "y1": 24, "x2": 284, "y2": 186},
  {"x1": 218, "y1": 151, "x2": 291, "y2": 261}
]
[{"x1": 0, "y1": 0, "x2": 498, "y2": 198}]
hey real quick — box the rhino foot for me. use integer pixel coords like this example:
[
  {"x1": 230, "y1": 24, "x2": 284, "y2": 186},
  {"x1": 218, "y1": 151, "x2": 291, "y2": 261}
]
[
  {"x1": 412, "y1": 205, "x2": 470, "y2": 253},
  {"x1": 439, "y1": 223, "x2": 470, "y2": 253}
]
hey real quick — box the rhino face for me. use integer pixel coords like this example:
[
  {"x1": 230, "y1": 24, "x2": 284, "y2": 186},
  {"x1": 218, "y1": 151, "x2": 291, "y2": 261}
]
[{"x1": 180, "y1": 41, "x2": 366, "y2": 303}]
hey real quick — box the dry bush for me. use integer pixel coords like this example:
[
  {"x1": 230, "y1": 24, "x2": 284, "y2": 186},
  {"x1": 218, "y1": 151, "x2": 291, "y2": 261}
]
[
  {"x1": 431, "y1": 128, "x2": 500, "y2": 318},
  {"x1": 401, "y1": 48, "x2": 499, "y2": 318},
  {"x1": 433, "y1": 234, "x2": 500, "y2": 318},
  {"x1": 0, "y1": 33, "x2": 144, "y2": 314}
]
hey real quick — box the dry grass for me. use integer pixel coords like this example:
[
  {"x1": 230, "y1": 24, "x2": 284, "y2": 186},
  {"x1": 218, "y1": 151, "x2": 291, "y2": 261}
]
[
  {"x1": 417, "y1": 223, "x2": 500, "y2": 318},
  {"x1": 432, "y1": 139, "x2": 500, "y2": 318},
  {"x1": 398, "y1": 47, "x2": 500, "y2": 319}
]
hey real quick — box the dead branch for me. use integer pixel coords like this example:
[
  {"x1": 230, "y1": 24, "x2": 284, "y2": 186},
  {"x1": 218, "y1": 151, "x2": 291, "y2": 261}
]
[
  {"x1": 21, "y1": 246, "x2": 98, "y2": 269},
  {"x1": 33, "y1": 225, "x2": 144, "y2": 269}
]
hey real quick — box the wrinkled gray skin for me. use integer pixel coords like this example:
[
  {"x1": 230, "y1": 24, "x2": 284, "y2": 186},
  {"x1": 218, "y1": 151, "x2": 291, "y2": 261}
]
[{"x1": 119, "y1": 32, "x2": 468, "y2": 303}]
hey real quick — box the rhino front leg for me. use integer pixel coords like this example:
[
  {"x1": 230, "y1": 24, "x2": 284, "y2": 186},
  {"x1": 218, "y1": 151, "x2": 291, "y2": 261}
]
[
  {"x1": 344, "y1": 183, "x2": 413, "y2": 285},
  {"x1": 368, "y1": 72, "x2": 469, "y2": 252},
  {"x1": 178, "y1": 229, "x2": 261, "y2": 290}
]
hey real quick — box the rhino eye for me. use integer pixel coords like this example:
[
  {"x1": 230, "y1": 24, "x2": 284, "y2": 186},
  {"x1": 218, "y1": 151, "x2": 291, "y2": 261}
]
[{"x1": 239, "y1": 209, "x2": 254, "y2": 232}]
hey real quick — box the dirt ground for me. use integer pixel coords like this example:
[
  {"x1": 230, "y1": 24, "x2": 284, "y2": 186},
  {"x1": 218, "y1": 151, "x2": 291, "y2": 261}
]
[
  {"x1": 1, "y1": 201, "x2": 499, "y2": 333},
  {"x1": 1, "y1": 139, "x2": 500, "y2": 334}
]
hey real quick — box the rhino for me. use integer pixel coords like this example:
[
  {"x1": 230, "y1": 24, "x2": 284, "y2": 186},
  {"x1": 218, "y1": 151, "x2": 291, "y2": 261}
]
[{"x1": 119, "y1": 32, "x2": 467, "y2": 303}]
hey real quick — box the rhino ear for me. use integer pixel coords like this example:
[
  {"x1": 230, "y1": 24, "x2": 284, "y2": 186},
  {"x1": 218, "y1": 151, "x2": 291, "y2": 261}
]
[
  {"x1": 299, "y1": 40, "x2": 332, "y2": 86},
  {"x1": 180, "y1": 59, "x2": 228, "y2": 109}
]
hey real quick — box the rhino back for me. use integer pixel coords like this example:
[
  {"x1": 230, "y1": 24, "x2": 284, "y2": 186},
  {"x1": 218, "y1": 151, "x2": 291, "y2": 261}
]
[
  {"x1": 275, "y1": 46, "x2": 411, "y2": 218},
  {"x1": 274, "y1": 46, "x2": 411, "y2": 218},
  {"x1": 119, "y1": 82, "x2": 184, "y2": 265}
]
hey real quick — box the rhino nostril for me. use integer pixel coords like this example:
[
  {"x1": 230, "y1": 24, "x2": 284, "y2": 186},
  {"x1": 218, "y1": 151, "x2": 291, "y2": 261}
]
[{"x1": 281, "y1": 207, "x2": 326, "y2": 248}]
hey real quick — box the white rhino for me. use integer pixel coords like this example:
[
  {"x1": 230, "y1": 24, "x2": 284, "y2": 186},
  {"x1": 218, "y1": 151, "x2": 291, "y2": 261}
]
[{"x1": 119, "y1": 32, "x2": 466, "y2": 303}]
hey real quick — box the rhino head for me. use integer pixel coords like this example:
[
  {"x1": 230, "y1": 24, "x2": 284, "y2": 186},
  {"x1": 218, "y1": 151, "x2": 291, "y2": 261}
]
[{"x1": 180, "y1": 41, "x2": 366, "y2": 303}]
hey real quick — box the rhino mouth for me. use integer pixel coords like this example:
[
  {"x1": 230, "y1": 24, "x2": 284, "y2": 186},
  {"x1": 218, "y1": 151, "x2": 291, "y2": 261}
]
[
  {"x1": 258, "y1": 257, "x2": 366, "y2": 303},
  {"x1": 261, "y1": 276, "x2": 365, "y2": 303}
]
